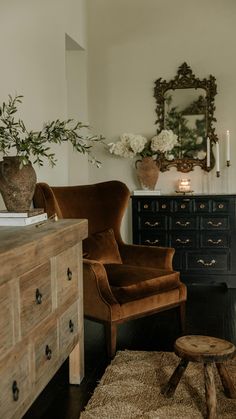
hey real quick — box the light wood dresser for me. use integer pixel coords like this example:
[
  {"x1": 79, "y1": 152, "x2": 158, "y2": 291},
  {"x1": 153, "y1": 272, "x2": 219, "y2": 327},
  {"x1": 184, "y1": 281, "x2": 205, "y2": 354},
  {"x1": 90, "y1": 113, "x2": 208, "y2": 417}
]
[{"x1": 0, "y1": 219, "x2": 88, "y2": 419}]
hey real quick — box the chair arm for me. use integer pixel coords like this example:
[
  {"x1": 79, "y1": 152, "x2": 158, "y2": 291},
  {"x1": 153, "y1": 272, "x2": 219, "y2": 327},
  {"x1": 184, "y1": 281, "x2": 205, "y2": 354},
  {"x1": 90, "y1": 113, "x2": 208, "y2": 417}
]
[
  {"x1": 118, "y1": 243, "x2": 175, "y2": 270},
  {"x1": 83, "y1": 259, "x2": 120, "y2": 321}
]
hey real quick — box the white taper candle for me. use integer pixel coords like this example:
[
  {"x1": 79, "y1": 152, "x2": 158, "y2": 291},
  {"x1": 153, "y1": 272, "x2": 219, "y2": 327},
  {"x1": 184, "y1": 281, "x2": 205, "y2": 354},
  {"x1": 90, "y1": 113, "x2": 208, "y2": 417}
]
[
  {"x1": 216, "y1": 141, "x2": 220, "y2": 173},
  {"x1": 207, "y1": 137, "x2": 210, "y2": 167},
  {"x1": 226, "y1": 130, "x2": 230, "y2": 162}
]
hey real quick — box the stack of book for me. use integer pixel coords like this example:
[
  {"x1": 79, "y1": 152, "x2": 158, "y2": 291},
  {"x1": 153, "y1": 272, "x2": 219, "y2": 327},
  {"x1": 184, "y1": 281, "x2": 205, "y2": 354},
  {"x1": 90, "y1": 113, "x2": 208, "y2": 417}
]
[
  {"x1": 132, "y1": 190, "x2": 161, "y2": 196},
  {"x1": 0, "y1": 208, "x2": 48, "y2": 226}
]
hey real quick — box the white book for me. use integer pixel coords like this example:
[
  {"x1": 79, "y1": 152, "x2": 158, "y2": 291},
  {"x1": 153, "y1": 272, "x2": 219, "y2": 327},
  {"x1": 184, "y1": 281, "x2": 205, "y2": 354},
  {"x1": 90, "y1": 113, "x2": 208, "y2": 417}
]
[
  {"x1": 132, "y1": 190, "x2": 161, "y2": 196},
  {"x1": 0, "y1": 212, "x2": 48, "y2": 226},
  {"x1": 0, "y1": 208, "x2": 44, "y2": 218}
]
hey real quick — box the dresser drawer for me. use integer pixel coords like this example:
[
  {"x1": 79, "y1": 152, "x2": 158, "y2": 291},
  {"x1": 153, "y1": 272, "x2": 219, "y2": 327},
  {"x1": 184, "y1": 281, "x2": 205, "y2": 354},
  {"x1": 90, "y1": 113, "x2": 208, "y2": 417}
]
[
  {"x1": 0, "y1": 282, "x2": 14, "y2": 358},
  {"x1": 139, "y1": 215, "x2": 167, "y2": 230},
  {"x1": 171, "y1": 216, "x2": 198, "y2": 230},
  {"x1": 59, "y1": 301, "x2": 79, "y2": 359},
  {"x1": 194, "y1": 199, "x2": 211, "y2": 212},
  {"x1": 20, "y1": 262, "x2": 52, "y2": 336},
  {"x1": 201, "y1": 216, "x2": 229, "y2": 230},
  {"x1": 173, "y1": 199, "x2": 193, "y2": 212},
  {"x1": 139, "y1": 232, "x2": 168, "y2": 246},
  {"x1": 0, "y1": 346, "x2": 30, "y2": 419},
  {"x1": 34, "y1": 317, "x2": 58, "y2": 385},
  {"x1": 170, "y1": 232, "x2": 197, "y2": 248},
  {"x1": 55, "y1": 245, "x2": 79, "y2": 306},
  {"x1": 212, "y1": 199, "x2": 229, "y2": 213},
  {"x1": 137, "y1": 200, "x2": 156, "y2": 212},
  {"x1": 201, "y1": 232, "x2": 229, "y2": 248},
  {"x1": 186, "y1": 251, "x2": 229, "y2": 271}
]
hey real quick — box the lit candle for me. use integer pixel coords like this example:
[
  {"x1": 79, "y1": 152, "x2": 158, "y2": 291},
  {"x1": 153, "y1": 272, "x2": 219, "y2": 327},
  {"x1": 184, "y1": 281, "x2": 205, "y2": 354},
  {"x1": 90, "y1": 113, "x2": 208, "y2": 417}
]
[
  {"x1": 216, "y1": 141, "x2": 220, "y2": 175},
  {"x1": 226, "y1": 130, "x2": 230, "y2": 164},
  {"x1": 207, "y1": 137, "x2": 210, "y2": 168}
]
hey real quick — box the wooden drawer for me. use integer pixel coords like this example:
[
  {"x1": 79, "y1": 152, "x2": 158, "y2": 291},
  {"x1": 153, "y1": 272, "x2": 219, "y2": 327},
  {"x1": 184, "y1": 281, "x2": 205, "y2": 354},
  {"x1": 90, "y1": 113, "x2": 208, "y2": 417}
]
[
  {"x1": 170, "y1": 232, "x2": 197, "y2": 248},
  {"x1": 173, "y1": 199, "x2": 193, "y2": 212},
  {"x1": 194, "y1": 199, "x2": 211, "y2": 212},
  {"x1": 59, "y1": 301, "x2": 79, "y2": 359},
  {"x1": 137, "y1": 200, "x2": 156, "y2": 212},
  {"x1": 201, "y1": 232, "x2": 229, "y2": 248},
  {"x1": 20, "y1": 262, "x2": 52, "y2": 336},
  {"x1": 212, "y1": 199, "x2": 229, "y2": 213},
  {"x1": 139, "y1": 232, "x2": 168, "y2": 246},
  {"x1": 55, "y1": 245, "x2": 79, "y2": 306},
  {"x1": 171, "y1": 216, "x2": 198, "y2": 230},
  {"x1": 0, "y1": 282, "x2": 14, "y2": 358},
  {"x1": 0, "y1": 346, "x2": 30, "y2": 419},
  {"x1": 186, "y1": 251, "x2": 229, "y2": 271},
  {"x1": 34, "y1": 317, "x2": 58, "y2": 385},
  {"x1": 139, "y1": 215, "x2": 167, "y2": 230},
  {"x1": 201, "y1": 216, "x2": 229, "y2": 230}
]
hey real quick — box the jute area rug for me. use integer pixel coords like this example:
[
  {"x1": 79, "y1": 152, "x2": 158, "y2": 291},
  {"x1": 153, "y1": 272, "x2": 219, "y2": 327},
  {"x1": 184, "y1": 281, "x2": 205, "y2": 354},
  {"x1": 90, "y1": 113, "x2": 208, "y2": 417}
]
[{"x1": 80, "y1": 350, "x2": 236, "y2": 419}]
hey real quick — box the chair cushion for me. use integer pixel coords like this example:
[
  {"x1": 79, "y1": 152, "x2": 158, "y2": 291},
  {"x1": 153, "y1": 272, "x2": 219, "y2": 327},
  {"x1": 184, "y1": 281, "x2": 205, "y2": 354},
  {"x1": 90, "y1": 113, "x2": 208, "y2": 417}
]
[
  {"x1": 83, "y1": 228, "x2": 122, "y2": 264},
  {"x1": 104, "y1": 263, "x2": 180, "y2": 303}
]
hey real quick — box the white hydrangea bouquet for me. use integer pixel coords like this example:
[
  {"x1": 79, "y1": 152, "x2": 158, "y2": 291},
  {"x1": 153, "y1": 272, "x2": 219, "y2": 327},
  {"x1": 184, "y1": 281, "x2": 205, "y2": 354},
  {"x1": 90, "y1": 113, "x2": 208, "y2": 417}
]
[{"x1": 108, "y1": 129, "x2": 179, "y2": 161}]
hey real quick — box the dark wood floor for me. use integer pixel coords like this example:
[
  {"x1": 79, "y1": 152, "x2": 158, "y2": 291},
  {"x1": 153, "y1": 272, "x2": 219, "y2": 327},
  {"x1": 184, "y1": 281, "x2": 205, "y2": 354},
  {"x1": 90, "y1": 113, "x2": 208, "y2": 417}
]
[{"x1": 23, "y1": 283, "x2": 236, "y2": 419}]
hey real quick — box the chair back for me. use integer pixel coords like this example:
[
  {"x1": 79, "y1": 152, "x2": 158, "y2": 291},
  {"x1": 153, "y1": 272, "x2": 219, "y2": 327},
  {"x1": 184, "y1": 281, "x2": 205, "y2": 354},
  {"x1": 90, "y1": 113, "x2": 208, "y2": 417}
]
[{"x1": 33, "y1": 181, "x2": 130, "y2": 243}]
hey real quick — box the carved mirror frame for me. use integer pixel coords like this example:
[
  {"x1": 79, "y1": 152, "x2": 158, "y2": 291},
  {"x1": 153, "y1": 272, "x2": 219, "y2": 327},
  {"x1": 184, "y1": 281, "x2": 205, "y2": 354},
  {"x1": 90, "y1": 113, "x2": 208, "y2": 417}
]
[{"x1": 154, "y1": 62, "x2": 218, "y2": 172}]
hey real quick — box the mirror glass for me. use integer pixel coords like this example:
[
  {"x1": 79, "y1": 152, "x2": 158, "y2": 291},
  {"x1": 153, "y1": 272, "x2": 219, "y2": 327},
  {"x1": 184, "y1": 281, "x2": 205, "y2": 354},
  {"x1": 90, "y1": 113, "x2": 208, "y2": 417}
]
[{"x1": 154, "y1": 63, "x2": 218, "y2": 172}]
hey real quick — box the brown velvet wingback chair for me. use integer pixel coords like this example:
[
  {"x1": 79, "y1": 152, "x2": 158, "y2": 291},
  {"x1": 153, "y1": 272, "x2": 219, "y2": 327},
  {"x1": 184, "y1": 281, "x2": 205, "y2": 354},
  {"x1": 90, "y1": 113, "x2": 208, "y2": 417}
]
[{"x1": 33, "y1": 180, "x2": 187, "y2": 358}]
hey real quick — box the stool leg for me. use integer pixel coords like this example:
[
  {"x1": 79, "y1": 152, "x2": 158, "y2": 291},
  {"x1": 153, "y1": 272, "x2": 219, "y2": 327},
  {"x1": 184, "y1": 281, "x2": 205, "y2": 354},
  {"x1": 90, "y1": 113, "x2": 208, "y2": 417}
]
[
  {"x1": 162, "y1": 358, "x2": 188, "y2": 397},
  {"x1": 216, "y1": 363, "x2": 236, "y2": 399},
  {"x1": 204, "y1": 363, "x2": 216, "y2": 419}
]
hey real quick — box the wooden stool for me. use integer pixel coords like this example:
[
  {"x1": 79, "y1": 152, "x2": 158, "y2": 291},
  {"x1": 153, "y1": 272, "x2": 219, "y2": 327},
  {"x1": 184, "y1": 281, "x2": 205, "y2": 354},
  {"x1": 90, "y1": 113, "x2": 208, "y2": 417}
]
[{"x1": 162, "y1": 335, "x2": 236, "y2": 419}]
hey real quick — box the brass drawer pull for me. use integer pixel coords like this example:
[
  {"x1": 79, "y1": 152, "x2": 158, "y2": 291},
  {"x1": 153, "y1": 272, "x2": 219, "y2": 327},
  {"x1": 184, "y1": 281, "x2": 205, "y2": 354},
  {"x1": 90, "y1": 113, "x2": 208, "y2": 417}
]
[
  {"x1": 145, "y1": 239, "x2": 159, "y2": 244},
  {"x1": 69, "y1": 319, "x2": 74, "y2": 333},
  {"x1": 161, "y1": 204, "x2": 167, "y2": 209},
  {"x1": 218, "y1": 204, "x2": 224, "y2": 209},
  {"x1": 67, "y1": 267, "x2": 72, "y2": 281},
  {"x1": 144, "y1": 221, "x2": 159, "y2": 227},
  {"x1": 35, "y1": 288, "x2": 43, "y2": 305},
  {"x1": 12, "y1": 380, "x2": 19, "y2": 402},
  {"x1": 207, "y1": 239, "x2": 223, "y2": 245},
  {"x1": 143, "y1": 204, "x2": 149, "y2": 209},
  {"x1": 176, "y1": 238, "x2": 190, "y2": 244},
  {"x1": 207, "y1": 221, "x2": 222, "y2": 227},
  {"x1": 197, "y1": 259, "x2": 216, "y2": 267},
  {"x1": 180, "y1": 204, "x2": 186, "y2": 209},
  {"x1": 45, "y1": 344, "x2": 52, "y2": 360},
  {"x1": 200, "y1": 203, "x2": 205, "y2": 209},
  {"x1": 176, "y1": 221, "x2": 190, "y2": 227}
]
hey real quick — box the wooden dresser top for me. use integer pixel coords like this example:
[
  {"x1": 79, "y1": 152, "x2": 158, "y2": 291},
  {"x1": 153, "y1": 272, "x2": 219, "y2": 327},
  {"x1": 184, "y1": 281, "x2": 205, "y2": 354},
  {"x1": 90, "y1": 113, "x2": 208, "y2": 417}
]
[{"x1": 0, "y1": 219, "x2": 88, "y2": 285}]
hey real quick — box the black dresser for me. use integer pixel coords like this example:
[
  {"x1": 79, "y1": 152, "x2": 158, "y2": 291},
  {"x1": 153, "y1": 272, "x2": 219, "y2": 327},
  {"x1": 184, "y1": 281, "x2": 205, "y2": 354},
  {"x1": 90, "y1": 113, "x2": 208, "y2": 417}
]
[{"x1": 131, "y1": 194, "x2": 236, "y2": 288}]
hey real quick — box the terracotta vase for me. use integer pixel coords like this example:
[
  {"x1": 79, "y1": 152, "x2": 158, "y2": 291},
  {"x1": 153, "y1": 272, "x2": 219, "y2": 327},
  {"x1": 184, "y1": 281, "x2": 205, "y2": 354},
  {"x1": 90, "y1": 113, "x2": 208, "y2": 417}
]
[
  {"x1": 0, "y1": 156, "x2": 37, "y2": 211},
  {"x1": 135, "y1": 157, "x2": 160, "y2": 190}
]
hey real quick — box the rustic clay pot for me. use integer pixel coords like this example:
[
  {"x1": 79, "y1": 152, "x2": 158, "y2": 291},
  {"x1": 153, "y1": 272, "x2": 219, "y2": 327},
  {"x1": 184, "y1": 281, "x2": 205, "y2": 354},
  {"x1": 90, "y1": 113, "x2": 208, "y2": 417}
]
[
  {"x1": 0, "y1": 156, "x2": 37, "y2": 211},
  {"x1": 135, "y1": 157, "x2": 160, "y2": 190}
]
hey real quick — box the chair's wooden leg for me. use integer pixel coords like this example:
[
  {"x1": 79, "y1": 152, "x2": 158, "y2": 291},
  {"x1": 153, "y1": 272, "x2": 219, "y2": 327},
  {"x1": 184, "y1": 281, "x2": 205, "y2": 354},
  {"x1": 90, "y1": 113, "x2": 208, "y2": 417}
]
[
  {"x1": 204, "y1": 363, "x2": 217, "y2": 419},
  {"x1": 105, "y1": 322, "x2": 117, "y2": 359},
  {"x1": 162, "y1": 358, "x2": 188, "y2": 397},
  {"x1": 216, "y1": 362, "x2": 236, "y2": 398},
  {"x1": 178, "y1": 302, "x2": 186, "y2": 335}
]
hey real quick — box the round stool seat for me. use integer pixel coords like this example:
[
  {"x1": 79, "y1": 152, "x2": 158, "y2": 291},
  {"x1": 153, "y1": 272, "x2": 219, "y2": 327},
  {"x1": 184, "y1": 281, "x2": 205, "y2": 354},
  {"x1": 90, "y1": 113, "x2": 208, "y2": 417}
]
[
  {"x1": 174, "y1": 335, "x2": 236, "y2": 363},
  {"x1": 162, "y1": 335, "x2": 236, "y2": 419}
]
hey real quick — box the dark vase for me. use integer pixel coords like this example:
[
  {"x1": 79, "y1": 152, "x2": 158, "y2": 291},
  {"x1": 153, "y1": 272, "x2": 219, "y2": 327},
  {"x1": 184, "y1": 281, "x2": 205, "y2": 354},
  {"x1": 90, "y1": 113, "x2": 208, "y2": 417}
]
[
  {"x1": 0, "y1": 156, "x2": 37, "y2": 211},
  {"x1": 135, "y1": 157, "x2": 160, "y2": 190}
]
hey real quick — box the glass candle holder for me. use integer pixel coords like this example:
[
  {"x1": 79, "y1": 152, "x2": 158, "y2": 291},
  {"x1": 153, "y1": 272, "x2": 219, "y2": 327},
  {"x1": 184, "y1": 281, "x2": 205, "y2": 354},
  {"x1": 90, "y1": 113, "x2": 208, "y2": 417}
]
[{"x1": 178, "y1": 178, "x2": 191, "y2": 193}]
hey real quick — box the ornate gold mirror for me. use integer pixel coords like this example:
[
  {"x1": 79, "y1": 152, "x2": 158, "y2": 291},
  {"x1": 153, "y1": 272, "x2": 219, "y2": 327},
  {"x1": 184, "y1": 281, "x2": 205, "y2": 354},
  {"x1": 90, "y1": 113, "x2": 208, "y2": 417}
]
[{"x1": 154, "y1": 62, "x2": 218, "y2": 172}]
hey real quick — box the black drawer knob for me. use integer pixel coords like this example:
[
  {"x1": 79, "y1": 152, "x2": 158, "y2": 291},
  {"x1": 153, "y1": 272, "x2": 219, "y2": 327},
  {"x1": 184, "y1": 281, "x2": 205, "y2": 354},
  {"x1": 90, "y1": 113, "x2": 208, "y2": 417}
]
[
  {"x1": 12, "y1": 380, "x2": 19, "y2": 401},
  {"x1": 45, "y1": 344, "x2": 52, "y2": 360},
  {"x1": 69, "y1": 319, "x2": 74, "y2": 333},
  {"x1": 67, "y1": 268, "x2": 72, "y2": 281},
  {"x1": 35, "y1": 288, "x2": 42, "y2": 305}
]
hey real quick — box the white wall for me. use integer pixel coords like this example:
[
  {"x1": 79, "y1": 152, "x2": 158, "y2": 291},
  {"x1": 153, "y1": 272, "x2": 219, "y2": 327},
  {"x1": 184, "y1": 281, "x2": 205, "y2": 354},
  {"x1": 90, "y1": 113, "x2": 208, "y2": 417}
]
[
  {"x1": 0, "y1": 0, "x2": 89, "y2": 208},
  {"x1": 87, "y1": 0, "x2": 236, "y2": 198}
]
